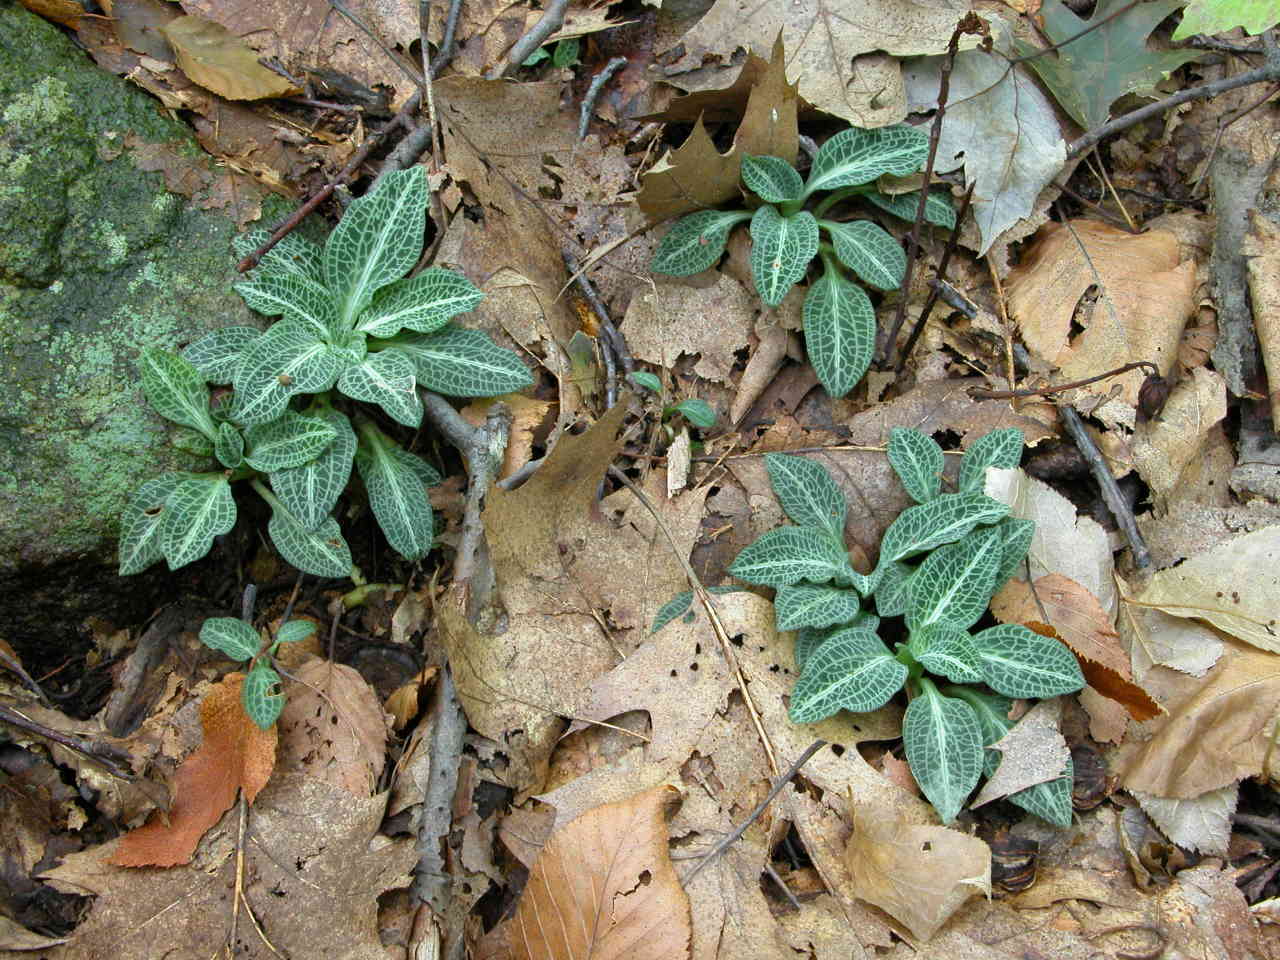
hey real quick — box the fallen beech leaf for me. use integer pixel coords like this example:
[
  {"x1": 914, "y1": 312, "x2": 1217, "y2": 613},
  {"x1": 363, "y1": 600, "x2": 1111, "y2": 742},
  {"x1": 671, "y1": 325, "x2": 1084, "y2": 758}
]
[
  {"x1": 1131, "y1": 367, "x2": 1227, "y2": 502},
  {"x1": 488, "y1": 785, "x2": 692, "y2": 960},
  {"x1": 112, "y1": 673, "x2": 275, "y2": 867},
  {"x1": 1131, "y1": 784, "x2": 1236, "y2": 857},
  {"x1": 971, "y1": 698, "x2": 1070, "y2": 808},
  {"x1": 161, "y1": 15, "x2": 301, "y2": 101}
]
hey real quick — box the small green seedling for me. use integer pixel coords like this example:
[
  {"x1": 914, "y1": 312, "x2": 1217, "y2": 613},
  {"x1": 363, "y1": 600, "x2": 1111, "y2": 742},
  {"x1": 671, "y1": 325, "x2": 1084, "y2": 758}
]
[
  {"x1": 119, "y1": 167, "x2": 532, "y2": 581},
  {"x1": 523, "y1": 37, "x2": 580, "y2": 67},
  {"x1": 659, "y1": 427, "x2": 1085, "y2": 825},
  {"x1": 629, "y1": 370, "x2": 716, "y2": 430},
  {"x1": 199, "y1": 617, "x2": 317, "y2": 729},
  {"x1": 650, "y1": 126, "x2": 956, "y2": 399}
]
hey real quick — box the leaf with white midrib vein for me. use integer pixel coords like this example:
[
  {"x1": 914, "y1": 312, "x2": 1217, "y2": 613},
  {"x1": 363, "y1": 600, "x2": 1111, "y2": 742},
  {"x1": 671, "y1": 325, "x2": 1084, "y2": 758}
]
[
  {"x1": 902, "y1": 681, "x2": 983, "y2": 824},
  {"x1": 765, "y1": 453, "x2": 847, "y2": 539},
  {"x1": 741, "y1": 154, "x2": 803, "y2": 203},
  {"x1": 232, "y1": 320, "x2": 341, "y2": 426},
  {"x1": 357, "y1": 267, "x2": 484, "y2": 337},
  {"x1": 234, "y1": 230, "x2": 323, "y2": 283},
  {"x1": 199, "y1": 617, "x2": 259, "y2": 661},
  {"x1": 159, "y1": 473, "x2": 236, "y2": 571},
  {"x1": 242, "y1": 665, "x2": 285, "y2": 730},
  {"x1": 774, "y1": 583, "x2": 863, "y2": 631},
  {"x1": 391, "y1": 326, "x2": 533, "y2": 397},
  {"x1": 118, "y1": 473, "x2": 181, "y2": 575},
  {"x1": 788, "y1": 628, "x2": 906, "y2": 723},
  {"x1": 356, "y1": 428, "x2": 435, "y2": 561},
  {"x1": 888, "y1": 427, "x2": 944, "y2": 503},
  {"x1": 269, "y1": 407, "x2": 356, "y2": 530},
  {"x1": 268, "y1": 506, "x2": 353, "y2": 578},
  {"x1": 824, "y1": 219, "x2": 906, "y2": 291},
  {"x1": 234, "y1": 273, "x2": 340, "y2": 340},
  {"x1": 804, "y1": 125, "x2": 929, "y2": 197},
  {"x1": 730, "y1": 525, "x2": 853, "y2": 587},
  {"x1": 907, "y1": 527, "x2": 1002, "y2": 631},
  {"x1": 244, "y1": 411, "x2": 337, "y2": 472},
  {"x1": 338, "y1": 349, "x2": 422, "y2": 427},
  {"x1": 864, "y1": 190, "x2": 957, "y2": 230},
  {"x1": 181, "y1": 326, "x2": 261, "y2": 384},
  {"x1": 993, "y1": 516, "x2": 1035, "y2": 588},
  {"x1": 877, "y1": 492, "x2": 1009, "y2": 566},
  {"x1": 651, "y1": 210, "x2": 751, "y2": 276},
  {"x1": 802, "y1": 265, "x2": 874, "y2": 398},
  {"x1": 750, "y1": 205, "x2": 818, "y2": 306},
  {"x1": 910, "y1": 624, "x2": 983, "y2": 684},
  {"x1": 139, "y1": 348, "x2": 216, "y2": 439},
  {"x1": 959, "y1": 428, "x2": 1024, "y2": 493},
  {"x1": 971, "y1": 624, "x2": 1084, "y2": 699}
]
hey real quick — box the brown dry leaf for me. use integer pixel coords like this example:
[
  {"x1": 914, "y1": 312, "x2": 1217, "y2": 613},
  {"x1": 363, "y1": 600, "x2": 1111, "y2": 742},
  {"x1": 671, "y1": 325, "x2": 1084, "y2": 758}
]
[
  {"x1": 845, "y1": 806, "x2": 991, "y2": 942},
  {"x1": 1242, "y1": 209, "x2": 1280, "y2": 428},
  {"x1": 384, "y1": 665, "x2": 438, "y2": 731},
  {"x1": 1132, "y1": 523, "x2": 1280, "y2": 655},
  {"x1": 1131, "y1": 366, "x2": 1227, "y2": 505},
  {"x1": 623, "y1": 274, "x2": 755, "y2": 382},
  {"x1": 1117, "y1": 638, "x2": 1280, "y2": 798},
  {"x1": 18, "y1": 0, "x2": 82, "y2": 27},
  {"x1": 482, "y1": 785, "x2": 691, "y2": 960},
  {"x1": 971, "y1": 698, "x2": 1070, "y2": 807},
  {"x1": 423, "y1": 0, "x2": 616, "y2": 76},
  {"x1": 277, "y1": 658, "x2": 390, "y2": 795},
  {"x1": 110, "y1": 673, "x2": 275, "y2": 867},
  {"x1": 160, "y1": 15, "x2": 300, "y2": 100},
  {"x1": 661, "y1": 0, "x2": 967, "y2": 124},
  {"x1": 463, "y1": 395, "x2": 553, "y2": 481},
  {"x1": 1131, "y1": 784, "x2": 1237, "y2": 856},
  {"x1": 636, "y1": 116, "x2": 741, "y2": 224},
  {"x1": 43, "y1": 774, "x2": 415, "y2": 959},
  {"x1": 1005, "y1": 220, "x2": 1197, "y2": 411},
  {"x1": 1119, "y1": 576, "x2": 1225, "y2": 680}
]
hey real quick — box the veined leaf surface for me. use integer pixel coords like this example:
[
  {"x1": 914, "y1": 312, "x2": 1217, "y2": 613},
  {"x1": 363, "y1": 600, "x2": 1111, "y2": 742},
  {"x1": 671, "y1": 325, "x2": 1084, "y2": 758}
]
[
  {"x1": 325, "y1": 166, "x2": 427, "y2": 330},
  {"x1": 824, "y1": 219, "x2": 906, "y2": 291},
  {"x1": 118, "y1": 473, "x2": 181, "y2": 575},
  {"x1": 244, "y1": 411, "x2": 337, "y2": 472},
  {"x1": 181, "y1": 326, "x2": 261, "y2": 384},
  {"x1": 765, "y1": 453, "x2": 847, "y2": 539},
  {"x1": 730, "y1": 525, "x2": 852, "y2": 587},
  {"x1": 741, "y1": 154, "x2": 803, "y2": 203},
  {"x1": 910, "y1": 624, "x2": 983, "y2": 684},
  {"x1": 873, "y1": 560, "x2": 914, "y2": 617},
  {"x1": 802, "y1": 267, "x2": 874, "y2": 398},
  {"x1": 674, "y1": 398, "x2": 715, "y2": 429},
  {"x1": 865, "y1": 190, "x2": 957, "y2": 230},
  {"x1": 888, "y1": 427, "x2": 944, "y2": 503},
  {"x1": 903, "y1": 681, "x2": 983, "y2": 824},
  {"x1": 233, "y1": 230, "x2": 323, "y2": 283},
  {"x1": 232, "y1": 321, "x2": 340, "y2": 426},
  {"x1": 234, "y1": 273, "x2": 340, "y2": 340},
  {"x1": 392, "y1": 326, "x2": 532, "y2": 397},
  {"x1": 242, "y1": 665, "x2": 285, "y2": 730},
  {"x1": 959, "y1": 427, "x2": 1024, "y2": 493},
  {"x1": 338, "y1": 349, "x2": 422, "y2": 427},
  {"x1": 907, "y1": 527, "x2": 1002, "y2": 631},
  {"x1": 750, "y1": 205, "x2": 818, "y2": 306},
  {"x1": 356, "y1": 427, "x2": 435, "y2": 561},
  {"x1": 139, "y1": 348, "x2": 217, "y2": 439},
  {"x1": 971, "y1": 624, "x2": 1085, "y2": 699},
  {"x1": 275, "y1": 620, "x2": 317, "y2": 646},
  {"x1": 214, "y1": 421, "x2": 244, "y2": 469},
  {"x1": 774, "y1": 583, "x2": 863, "y2": 631},
  {"x1": 200, "y1": 617, "x2": 260, "y2": 661},
  {"x1": 993, "y1": 516, "x2": 1036, "y2": 588},
  {"x1": 267, "y1": 507, "x2": 353, "y2": 579},
  {"x1": 651, "y1": 210, "x2": 752, "y2": 276},
  {"x1": 159, "y1": 472, "x2": 236, "y2": 570},
  {"x1": 356, "y1": 268, "x2": 483, "y2": 337},
  {"x1": 804, "y1": 125, "x2": 929, "y2": 197},
  {"x1": 788, "y1": 628, "x2": 906, "y2": 723},
  {"x1": 649, "y1": 586, "x2": 742, "y2": 634},
  {"x1": 269, "y1": 406, "x2": 356, "y2": 530},
  {"x1": 878, "y1": 492, "x2": 1009, "y2": 565}
]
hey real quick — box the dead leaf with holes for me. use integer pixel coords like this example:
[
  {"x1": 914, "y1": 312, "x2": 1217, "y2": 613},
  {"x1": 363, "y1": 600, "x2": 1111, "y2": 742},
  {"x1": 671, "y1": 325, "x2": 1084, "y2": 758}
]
[
  {"x1": 1131, "y1": 366, "x2": 1227, "y2": 506},
  {"x1": 478, "y1": 785, "x2": 692, "y2": 960},
  {"x1": 623, "y1": 273, "x2": 756, "y2": 383}
]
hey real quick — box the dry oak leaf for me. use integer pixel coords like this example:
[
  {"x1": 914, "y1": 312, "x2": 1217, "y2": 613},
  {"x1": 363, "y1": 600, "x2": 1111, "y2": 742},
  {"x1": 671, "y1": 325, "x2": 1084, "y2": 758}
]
[
  {"x1": 1131, "y1": 366, "x2": 1227, "y2": 504},
  {"x1": 111, "y1": 672, "x2": 274, "y2": 867},
  {"x1": 161, "y1": 15, "x2": 300, "y2": 100},
  {"x1": 481, "y1": 784, "x2": 692, "y2": 960},
  {"x1": 1005, "y1": 220, "x2": 1196, "y2": 410},
  {"x1": 623, "y1": 273, "x2": 756, "y2": 383}
]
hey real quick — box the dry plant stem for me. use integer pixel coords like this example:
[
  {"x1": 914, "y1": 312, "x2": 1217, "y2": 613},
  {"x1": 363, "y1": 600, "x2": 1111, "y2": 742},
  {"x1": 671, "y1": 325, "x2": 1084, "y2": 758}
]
[
  {"x1": 488, "y1": 0, "x2": 572, "y2": 79},
  {"x1": 0, "y1": 645, "x2": 49, "y2": 706},
  {"x1": 1192, "y1": 79, "x2": 1280, "y2": 197},
  {"x1": 969, "y1": 360, "x2": 1158, "y2": 400},
  {"x1": 1058, "y1": 405, "x2": 1151, "y2": 569},
  {"x1": 607, "y1": 466, "x2": 780, "y2": 775},
  {"x1": 0, "y1": 703, "x2": 136, "y2": 781},
  {"x1": 579, "y1": 56, "x2": 628, "y2": 141},
  {"x1": 562, "y1": 249, "x2": 635, "y2": 407},
  {"x1": 410, "y1": 665, "x2": 467, "y2": 925},
  {"x1": 683, "y1": 740, "x2": 827, "y2": 884},
  {"x1": 894, "y1": 181, "x2": 976, "y2": 373},
  {"x1": 428, "y1": 0, "x2": 464, "y2": 78}
]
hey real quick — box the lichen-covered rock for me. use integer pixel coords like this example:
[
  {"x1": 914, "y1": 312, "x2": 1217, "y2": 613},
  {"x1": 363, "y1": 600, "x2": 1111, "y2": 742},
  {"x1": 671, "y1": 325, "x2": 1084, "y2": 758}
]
[{"x1": 0, "y1": 5, "x2": 271, "y2": 645}]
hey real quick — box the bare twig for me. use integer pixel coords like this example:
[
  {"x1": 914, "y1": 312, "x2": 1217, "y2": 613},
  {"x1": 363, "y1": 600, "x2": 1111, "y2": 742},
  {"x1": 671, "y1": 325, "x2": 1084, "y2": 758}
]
[
  {"x1": 1058, "y1": 405, "x2": 1151, "y2": 569},
  {"x1": 428, "y1": 0, "x2": 464, "y2": 78},
  {"x1": 488, "y1": 0, "x2": 571, "y2": 79},
  {"x1": 562, "y1": 248, "x2": 634, "y2": 409},
  {"x1": 579, "y1": 56, "x2": 628, "y2": 141},
  {"x1": 410, "y1": 665, "x2": 468, "y2": 918},
  {"x1": 969, "y1": 360, "x2": 1159, "y2": 400},
  {"x1": 684, "y1": 740, "x2": 827, "y2": 883},
  {"x1": 329, "y1": 0, "x2": 427, "y2": 95}
]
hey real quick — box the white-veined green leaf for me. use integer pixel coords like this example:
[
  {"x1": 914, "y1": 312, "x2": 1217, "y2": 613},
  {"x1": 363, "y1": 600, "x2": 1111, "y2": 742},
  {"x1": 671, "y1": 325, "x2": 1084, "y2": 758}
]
[
  {"x1": 244, "y1": 411, "x2": 337, "y2": 472},
  {"x1": 803, "y1": 125, "x2": 929, "y2": 198},
  {"x1": 649, "y1": 586, "x2": 741, "y2": 634},
  {"x1": 910, "y1": 624, "x2": 983, "y2": 684},
  {"x1": 523, "y1": 46, "x2": 549, "y2": 65},
  {"x1": 392, "y1": 326, "x2": 533, "y2": 397},
  {"x1": 325, "y1": 166, "x2": 427, "y2": 330},
  {"x1": 160, "y1": 472, "x2": 236, "y2": 570},
  {"x1": 765, "y1": 453, "x2": 847, "y2": 540},
  {"x1": 907, "y1": 527, "x2": 1002, "y2": 631},
  {"x1": 730, "y1": 525, "x2": 852, "y2": 587},
  {"x1": 267, "y1": 507, "x2": 353, "y2": 579},
  {"x1": 552, "y1": 36, "x2": 579, "y2": 67},
  {"x1": 873, "y1": 560, "x2": 914, "y2": 617},
  {"x1": 233, "y1": 230, "x2": 324, "y2": 282},
  {"x1": 356, "y1": 267, "x2": 484, "y2": 338},
  {"x1": 139, "y1": 348, "x2": 217, "y2": 439},
  {"x1": 356, "y1": 426, "x2": 435, "y2": 561},
  {"x1": 865, "y1": 190, "x2": 957, "y2": 230},
  {"x1": 231, "y1": 321, "x2": 341, "y2": 426},
  {"x1": 275, "y1": 619, "x2": 317, "y2": 646},
  {"x1": 651, "y1": 210, "x2": 752, "y2": 276},
  {"x1": 337, "y1": 349, "x2": 422, "y2": 427},
  {"x1": 269, "y1": 406, "x2": 356, "y2": 530},
  {"x1": 199, "y1": 617, "x2": 259, "y2": 661},
  {"x1": 823, "y1": 220, "x2": 906, "y2": 290},
  {"x1": 802, "y1": 265, "x2": 874, "y2": 398},
  {"x1": 170, "y1": 427, "x2": 214, "y2": 457},
  {"x1": 775, "y1": 583, "x2": 864, "y2": 630},
  {"x1": 181, "y1": 326, "x2": 261, "y2": 384},
  {"x1": 971, "y1": 624, "x2": 1084, "y2": 699},
  {"x1": 902, "y1": 680, "x2": 983, "y2": 823},
  {"x1": 675, "y1": 398, "x2": 716, "y2": 428},
  {"x1": 242, "y1": 664, "x2": 285, "y2": 730},
  {"x1": 741, "y1": 154, "x2": 803, "y2": 203},
  {"x1": 750, "y1": 205, "x2": 818, "y2": 306},
  {"x1": 328, "y1": 331, "x2": 368, "y2": 366},
  {"x1": 795, "y1": 626, "x2": 834, "y2": 673},
  {"x1": 118, "y1": 473, "x2": 181, "y2": 575},
  {"x1": 888, "y1": 427, "x2": 944, "y2": 503},
  {"x1": 993, "y1": 516, "x2": 1035, "y2": 588},
  {"x1": 234, "y1": 273, "x2": 340, "y2": 340},
  {"x1": 788, "y1": 628, "x2": 906, "y2": 723},
  {"x1": 630, "y1": 371, "x2": 662, "y2": 394},
  {"x1": 214, "y1": 421, "x2": 244, "y2": 469},
  {"x1": 878, "y1": 492, "x2": 1009, "y2": 565},
  {"x1": 959, "y1": 428, "x2": 1024, "y2": 493}
]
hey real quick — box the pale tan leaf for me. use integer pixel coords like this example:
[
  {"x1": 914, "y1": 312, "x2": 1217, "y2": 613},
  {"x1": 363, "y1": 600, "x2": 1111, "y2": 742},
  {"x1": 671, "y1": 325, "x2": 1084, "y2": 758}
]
[
  {"x1": 1131, "y1": 784, "x2": 1237, "y2": 857},
  {"x1": 161, "y1": 16, "x2": 300, "y2": 100},
  {"x1": 1131, "y1": 367, "x2": 1227, "y2": 503},
  {"x1": 623, "y1": 274, "x2": 755, "y2": 383},
  {"x1": 1242, "y1": 209, "x2": 1280, "y2": 429},
  {"x1": 971, "y1": 698, "x2": 1070, "y2": 808}
]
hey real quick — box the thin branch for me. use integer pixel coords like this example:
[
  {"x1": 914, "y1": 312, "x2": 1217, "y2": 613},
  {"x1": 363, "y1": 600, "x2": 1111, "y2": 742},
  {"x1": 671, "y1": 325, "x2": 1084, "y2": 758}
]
[
  {"x1": 488, "y1": 0, "x2": 571, "y2": 79},
  {"x1": 562, "y1": 248, "x2": 634, "y2": 409},
  {"x1": 428, "y1": 0, "x2": 464, "y2": 78},
  {"x1": 329, "y1": 0, "x2": 427, "y2": 95},
  {"x1": 969, "y1": 360, "x2": 1159, "y2": 400},
  {"x1": 579, "y1": 56, "x2": 628, "y2": 141}
]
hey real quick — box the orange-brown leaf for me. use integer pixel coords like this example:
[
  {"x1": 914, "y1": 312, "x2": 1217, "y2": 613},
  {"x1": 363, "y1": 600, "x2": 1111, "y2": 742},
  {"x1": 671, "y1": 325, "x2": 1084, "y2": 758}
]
[{"x1": 111, "y1": 673, "x2": 276, "y2": 867}]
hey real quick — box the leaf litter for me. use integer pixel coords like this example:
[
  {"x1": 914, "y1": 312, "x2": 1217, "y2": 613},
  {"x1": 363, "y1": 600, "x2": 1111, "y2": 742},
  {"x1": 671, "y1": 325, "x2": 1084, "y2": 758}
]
[{"x1": 12, "y1": 0, "x2": 1280, "y2": 956}]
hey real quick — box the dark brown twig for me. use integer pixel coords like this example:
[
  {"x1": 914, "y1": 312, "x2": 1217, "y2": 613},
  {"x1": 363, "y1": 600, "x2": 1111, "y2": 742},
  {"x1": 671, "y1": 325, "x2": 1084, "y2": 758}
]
[
  {"x1": 0, "y1": 703, "x2": 136, "y2": 781},
  {"x1": 1058, "y1": 405, "x2": 1151, "y2": 569},
  {"x1": 968, "y1": 360, "x2": 1159, "y2": 400},
  {"x1": 488, "y1": 0, "x2": 571, "y2": 79},
  {"x1": 579, "y1": 56, "x2": 628, "y2": 141},
  {"x1": 562, "y1": 249, "x2": 634, "y2": 409}
]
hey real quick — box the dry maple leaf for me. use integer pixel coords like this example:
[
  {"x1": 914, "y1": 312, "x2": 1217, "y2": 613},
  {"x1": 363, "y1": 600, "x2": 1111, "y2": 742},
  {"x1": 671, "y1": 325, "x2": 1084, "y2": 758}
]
[{"x1": 111, "y1": 673, "x2": 275, "y2": 868}]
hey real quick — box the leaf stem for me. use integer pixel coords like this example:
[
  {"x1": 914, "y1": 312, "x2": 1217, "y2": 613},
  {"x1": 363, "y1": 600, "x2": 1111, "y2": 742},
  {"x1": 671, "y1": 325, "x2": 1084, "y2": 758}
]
[{"x1": 812, "y1": 185, "x2": 869, "y2": 219}]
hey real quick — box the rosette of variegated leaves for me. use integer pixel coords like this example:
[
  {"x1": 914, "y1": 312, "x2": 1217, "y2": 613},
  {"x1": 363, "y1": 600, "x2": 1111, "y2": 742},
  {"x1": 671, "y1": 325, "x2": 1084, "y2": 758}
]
[{"x1": 119, "y1": 167, "x2": 531, "y2": 580}]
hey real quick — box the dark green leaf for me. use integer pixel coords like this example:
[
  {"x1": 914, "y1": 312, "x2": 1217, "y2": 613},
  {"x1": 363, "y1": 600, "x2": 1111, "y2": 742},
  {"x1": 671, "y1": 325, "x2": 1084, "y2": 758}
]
[
  {"x1": 356, "y1": 267, "x2": 483, "y2": 338},
  {"x1": 993, "y1": 516, "x2": 1036, "y2": 589},
  {"x1": 765, "y1": 453, "x2": 847, "y2": 540},
  {"x1": 741, "y1": 154, "x2": 804, "y2": 204},
  {"x1": 118, "y1": 473, "x2": 181, "y2": 576},
  {"x1": 651, "y1": 210, "x2": 751, "y2": 276},
  {"x1": 824, "y1": 219, "x2": 906, "y2": 290},
  {"x1": 214, "y1": 421, "x2": 244, "y2": 469},
  {"x1": 160, "y1": 472, "x2": 236, "y2": 570},
  {"x1": 878, "y1": 492, "x2": 1009, "y2": 565},
  {"x1": 139, "y1": 348, "x2": 216, "y2": 439},
  {"x1": 887, "y1": 427, "x2": 943, "y2": 503},
  {"x1": 910, "y1": 624, "x2": 983, "y2": 684},
  {"x1": 958, "y1": 428, "x2": 1024, "y2": 493},
  {"x1": 649, "y1": 586, "x2": 741, "y2": 634},
  {"x1": 675, "y1": 398, "x2": 716, "y2": 429},
  {"x1": 337, "y1": 349, "x2": 422, "y2": 427},
  {"x1": 788, "y1": 628, "x2": 907, "y2": 723},
  {"x1": 804, "y1": 125, "x2": 929, "y2": 198},
  {"x1": 181, "y1": 326, "x2": 261, "y2": 384},
  {"x1": 242, "y1": 664, "x2": 285, "y2": 730},
  {"x1": 629, "y1": 371, "x2": 662, "y2": 394},
  {"x1": 864, "y1": 190, "x2": 957, "y2": 230},
  {"x1": 200, "y1": 617, "x2": 259, "y2": 661},
  {"x1": 774, "y1": 583, "x2": 863, "y2": 631},
  {"x1": 902, "y1": 681, "x2": 983, "y2": 823},
  {"x1": 356, "y1": 426, "x2": 435, "y2": 561},
  {"x1": 750, "y1": 205, "x2": 818, "y2": 306},
  {"x1": 269, "y1": 406, "x2": 356, "y2": 530},
  {"x1": 730, "y1": 525, "x2": 853, "y2": 587},
  {"x1": 392, "y1": 326, "x2": 533, "y2": 397},
  {"x1": 802, "y1": 265, "x2": 874, "y2": 398},
  {"x1": 234, "y1": 273, "x2": 340, "y2": 340},
  {"x1": 971, "y1": 624, "x2": 1085, "y2": 698},
  {"x1": 231, "y1": 321, "x2": 341, "y2": 426},
  {"x1": 244, "y1": 411, "x2": 337, "y2": 472},
  {"x1": 907, "y1": 527, "x2": 1002, "y2": 631}
]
